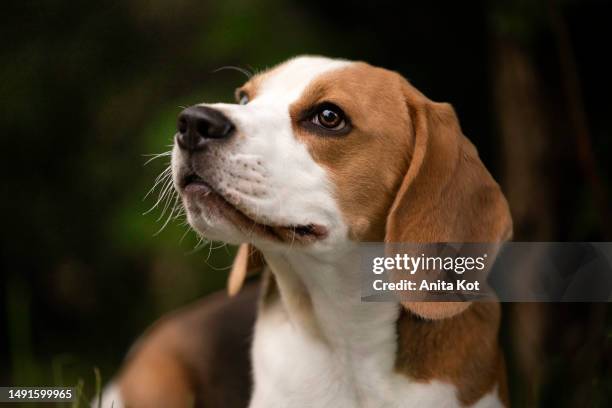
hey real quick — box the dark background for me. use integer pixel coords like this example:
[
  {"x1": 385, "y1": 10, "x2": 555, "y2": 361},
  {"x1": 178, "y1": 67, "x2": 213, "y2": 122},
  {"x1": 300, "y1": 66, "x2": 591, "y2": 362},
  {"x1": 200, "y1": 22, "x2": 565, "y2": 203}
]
[{"x1": 1, "y1": 0, "x2": 611, "y2": 406}]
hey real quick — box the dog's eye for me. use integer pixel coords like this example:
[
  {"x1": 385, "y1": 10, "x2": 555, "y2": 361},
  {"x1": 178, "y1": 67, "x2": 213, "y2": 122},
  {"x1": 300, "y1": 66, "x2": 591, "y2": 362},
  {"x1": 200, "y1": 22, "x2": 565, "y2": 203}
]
[
  {"x1": 311, "y1": 104, "x2": 346, "y2": 131},
  {"x1": 238, "y1": 92, "x2": 249, "y2": 105}
]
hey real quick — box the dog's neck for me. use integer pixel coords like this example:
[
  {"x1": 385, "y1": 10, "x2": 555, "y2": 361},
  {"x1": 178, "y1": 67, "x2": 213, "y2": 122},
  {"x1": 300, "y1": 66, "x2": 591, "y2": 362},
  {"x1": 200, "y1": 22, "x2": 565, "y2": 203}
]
[{"x1": 262, "y1": 244, "x2": 400, "y2": 350}]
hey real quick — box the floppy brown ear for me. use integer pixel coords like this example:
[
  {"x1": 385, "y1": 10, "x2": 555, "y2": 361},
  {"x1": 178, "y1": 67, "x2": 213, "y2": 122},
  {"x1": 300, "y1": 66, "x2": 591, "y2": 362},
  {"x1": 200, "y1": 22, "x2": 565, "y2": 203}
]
[
  {"x1": 384, "y1": 82, "x2": 512, "y2": 319},
  {"x1": 227, "y1": 244, "x2": 265, "y2": 297}
]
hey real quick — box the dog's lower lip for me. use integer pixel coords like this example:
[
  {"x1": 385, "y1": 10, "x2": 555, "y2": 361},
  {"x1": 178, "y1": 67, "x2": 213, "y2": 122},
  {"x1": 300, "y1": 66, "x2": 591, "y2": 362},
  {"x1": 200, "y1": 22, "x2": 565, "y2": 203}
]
[
  {"x1": 183, "y1": 180, "x2": 211, "y2": 194},
  {"x1": 182, "y1": 173, "x2": 208, "y2": 190},
  {"x1": 180, "y1": 174, "x2": 327, "y2": 243}
]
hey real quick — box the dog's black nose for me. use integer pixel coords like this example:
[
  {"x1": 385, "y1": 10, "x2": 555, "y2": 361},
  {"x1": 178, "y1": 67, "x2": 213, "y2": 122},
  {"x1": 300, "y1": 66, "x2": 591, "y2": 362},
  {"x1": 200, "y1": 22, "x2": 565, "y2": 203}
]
[{"x1": 176, "y1": 106, "x2": 234, "y2": 151}]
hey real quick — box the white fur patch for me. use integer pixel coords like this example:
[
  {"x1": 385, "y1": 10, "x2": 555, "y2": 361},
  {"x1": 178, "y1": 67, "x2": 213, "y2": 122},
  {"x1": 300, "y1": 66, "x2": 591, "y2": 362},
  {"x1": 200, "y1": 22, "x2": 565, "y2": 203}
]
[
  {"x1": 250, "y1": 248, "x2": 503, "y2": 408},
  {"x1": 92, "y1": 383, "x2": 124, "y2": 408}
]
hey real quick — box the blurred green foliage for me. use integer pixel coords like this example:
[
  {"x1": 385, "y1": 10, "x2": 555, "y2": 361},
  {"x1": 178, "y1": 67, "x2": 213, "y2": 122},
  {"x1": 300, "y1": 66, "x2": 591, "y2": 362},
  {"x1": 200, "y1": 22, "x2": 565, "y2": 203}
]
[{"x1": 1, "y1": 0, "x2": 331, "y2": 396}]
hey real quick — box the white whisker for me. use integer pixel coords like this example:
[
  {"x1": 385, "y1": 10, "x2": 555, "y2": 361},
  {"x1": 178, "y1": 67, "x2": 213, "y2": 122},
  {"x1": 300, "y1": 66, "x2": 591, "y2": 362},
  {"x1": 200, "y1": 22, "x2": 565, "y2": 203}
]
[
  {"x1": 143, "y1": 167, "x2": 172, "y2": 201},
  {"x1": 143, "y1": 151, "x2": 172, "y2": 166},
  {"x1": 153, "y1": 179, "x2": 177, "y2": 220},
  {"x1": 153, "y1": 194, "x2": 180, "y2": 236},
  {"x1": 212, "y1": 65, "x2": 253, "y2": 79}
]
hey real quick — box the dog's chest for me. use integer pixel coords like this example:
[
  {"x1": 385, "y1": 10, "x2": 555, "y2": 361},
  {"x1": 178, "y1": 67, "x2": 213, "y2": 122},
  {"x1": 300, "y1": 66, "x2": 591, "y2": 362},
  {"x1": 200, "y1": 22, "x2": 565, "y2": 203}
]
[{"x1": 248, "y1": 302, "x2": 470, "y2": 408}]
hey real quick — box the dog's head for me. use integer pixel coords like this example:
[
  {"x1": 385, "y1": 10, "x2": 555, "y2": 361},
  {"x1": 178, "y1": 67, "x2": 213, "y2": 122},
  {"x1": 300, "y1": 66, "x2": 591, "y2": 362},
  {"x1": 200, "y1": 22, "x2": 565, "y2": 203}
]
[{"x1": 172, "y1": 56, "x2": 512, "y2": 316}]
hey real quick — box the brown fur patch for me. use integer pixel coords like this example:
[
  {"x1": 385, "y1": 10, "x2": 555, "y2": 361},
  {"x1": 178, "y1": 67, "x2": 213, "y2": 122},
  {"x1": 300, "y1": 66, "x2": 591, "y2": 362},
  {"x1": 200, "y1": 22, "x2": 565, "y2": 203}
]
[
  {"x1": 396, "y1": 303, "x2": 508, "y2": 406},
  {"x1": 289, "y1": 63, "x2": 414, "y2": 241},
  {"x1": 228, "y1": 243, "x2": 265, "y2": 297},
  {"x1": 116, "y1": 284, "x2": 258, "y2": 408},
  {"x1": 235, "y1": 73, "x2": 264, "y2": 102}
]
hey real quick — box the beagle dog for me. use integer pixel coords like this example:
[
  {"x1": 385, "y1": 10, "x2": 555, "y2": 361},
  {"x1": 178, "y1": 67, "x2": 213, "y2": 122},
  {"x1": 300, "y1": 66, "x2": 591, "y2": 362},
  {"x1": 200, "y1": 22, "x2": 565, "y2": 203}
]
[{"x1": 102, "y1": 56, "x2": 512, "y2": 407}]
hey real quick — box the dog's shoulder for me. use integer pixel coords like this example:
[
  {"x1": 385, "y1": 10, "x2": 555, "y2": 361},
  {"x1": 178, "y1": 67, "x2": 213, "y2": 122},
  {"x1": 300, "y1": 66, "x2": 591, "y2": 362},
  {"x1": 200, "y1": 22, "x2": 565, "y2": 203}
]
[{"x1": 113, "y1": 281, "x2": 259, "y2": 408}]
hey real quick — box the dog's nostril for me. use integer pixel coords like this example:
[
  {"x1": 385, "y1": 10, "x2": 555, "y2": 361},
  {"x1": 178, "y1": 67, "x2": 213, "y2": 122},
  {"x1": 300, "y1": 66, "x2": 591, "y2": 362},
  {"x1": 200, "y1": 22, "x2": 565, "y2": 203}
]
[
  {"x1": 178, "y1": 117, "x2": 188, "y2": 134},
  {"x1": 196, "y1": 120, "x2": 210, "y2": 139},
  {"x1": 294, "y1": 225, "x2": 314, "y2": 236}
]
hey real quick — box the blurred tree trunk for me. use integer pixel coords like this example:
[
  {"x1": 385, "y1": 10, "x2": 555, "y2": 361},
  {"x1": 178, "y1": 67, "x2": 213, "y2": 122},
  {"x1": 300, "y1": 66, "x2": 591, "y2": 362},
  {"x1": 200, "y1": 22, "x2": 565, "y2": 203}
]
[
  {"x1": 548, "y1": 1, "x2": 611, "y2": 238},
  {"x1": 490, "y1": 34, "x2": 552, "y2": 407},
  {"x1": 492, "y1": 39, "x2": 555, "y2": 240},
  {"x1": 489, "y1": 2, "x2": 609, "y2": 406}
]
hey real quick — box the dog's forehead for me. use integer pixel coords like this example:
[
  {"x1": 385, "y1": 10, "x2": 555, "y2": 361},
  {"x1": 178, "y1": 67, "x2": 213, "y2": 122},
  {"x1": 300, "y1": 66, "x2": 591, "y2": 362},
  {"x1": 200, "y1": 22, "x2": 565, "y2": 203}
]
[{"x1": 256, "y1": 56, "x2": 352, "y2": 102}]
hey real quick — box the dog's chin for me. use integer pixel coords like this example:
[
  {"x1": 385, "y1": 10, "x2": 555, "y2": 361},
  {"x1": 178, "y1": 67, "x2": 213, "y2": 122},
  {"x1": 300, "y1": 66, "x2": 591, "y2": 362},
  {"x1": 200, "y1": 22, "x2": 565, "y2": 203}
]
[
  {"x1": 181, "y1": 183, "x2": 257, "y2": 245},
  {"x1": 180, "y1": 180, "x2": 329, "y2": 246},
  {"x1": 185, "y1": 212, "x2": 245, "y2": 246}
]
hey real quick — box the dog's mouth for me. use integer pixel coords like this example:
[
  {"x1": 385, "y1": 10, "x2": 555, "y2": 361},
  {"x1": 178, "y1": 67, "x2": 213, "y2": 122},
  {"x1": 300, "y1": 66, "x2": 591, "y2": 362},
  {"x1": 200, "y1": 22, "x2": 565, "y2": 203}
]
[{"x1": 180, "y1": 173, "x2": 328, "y2": 244}]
